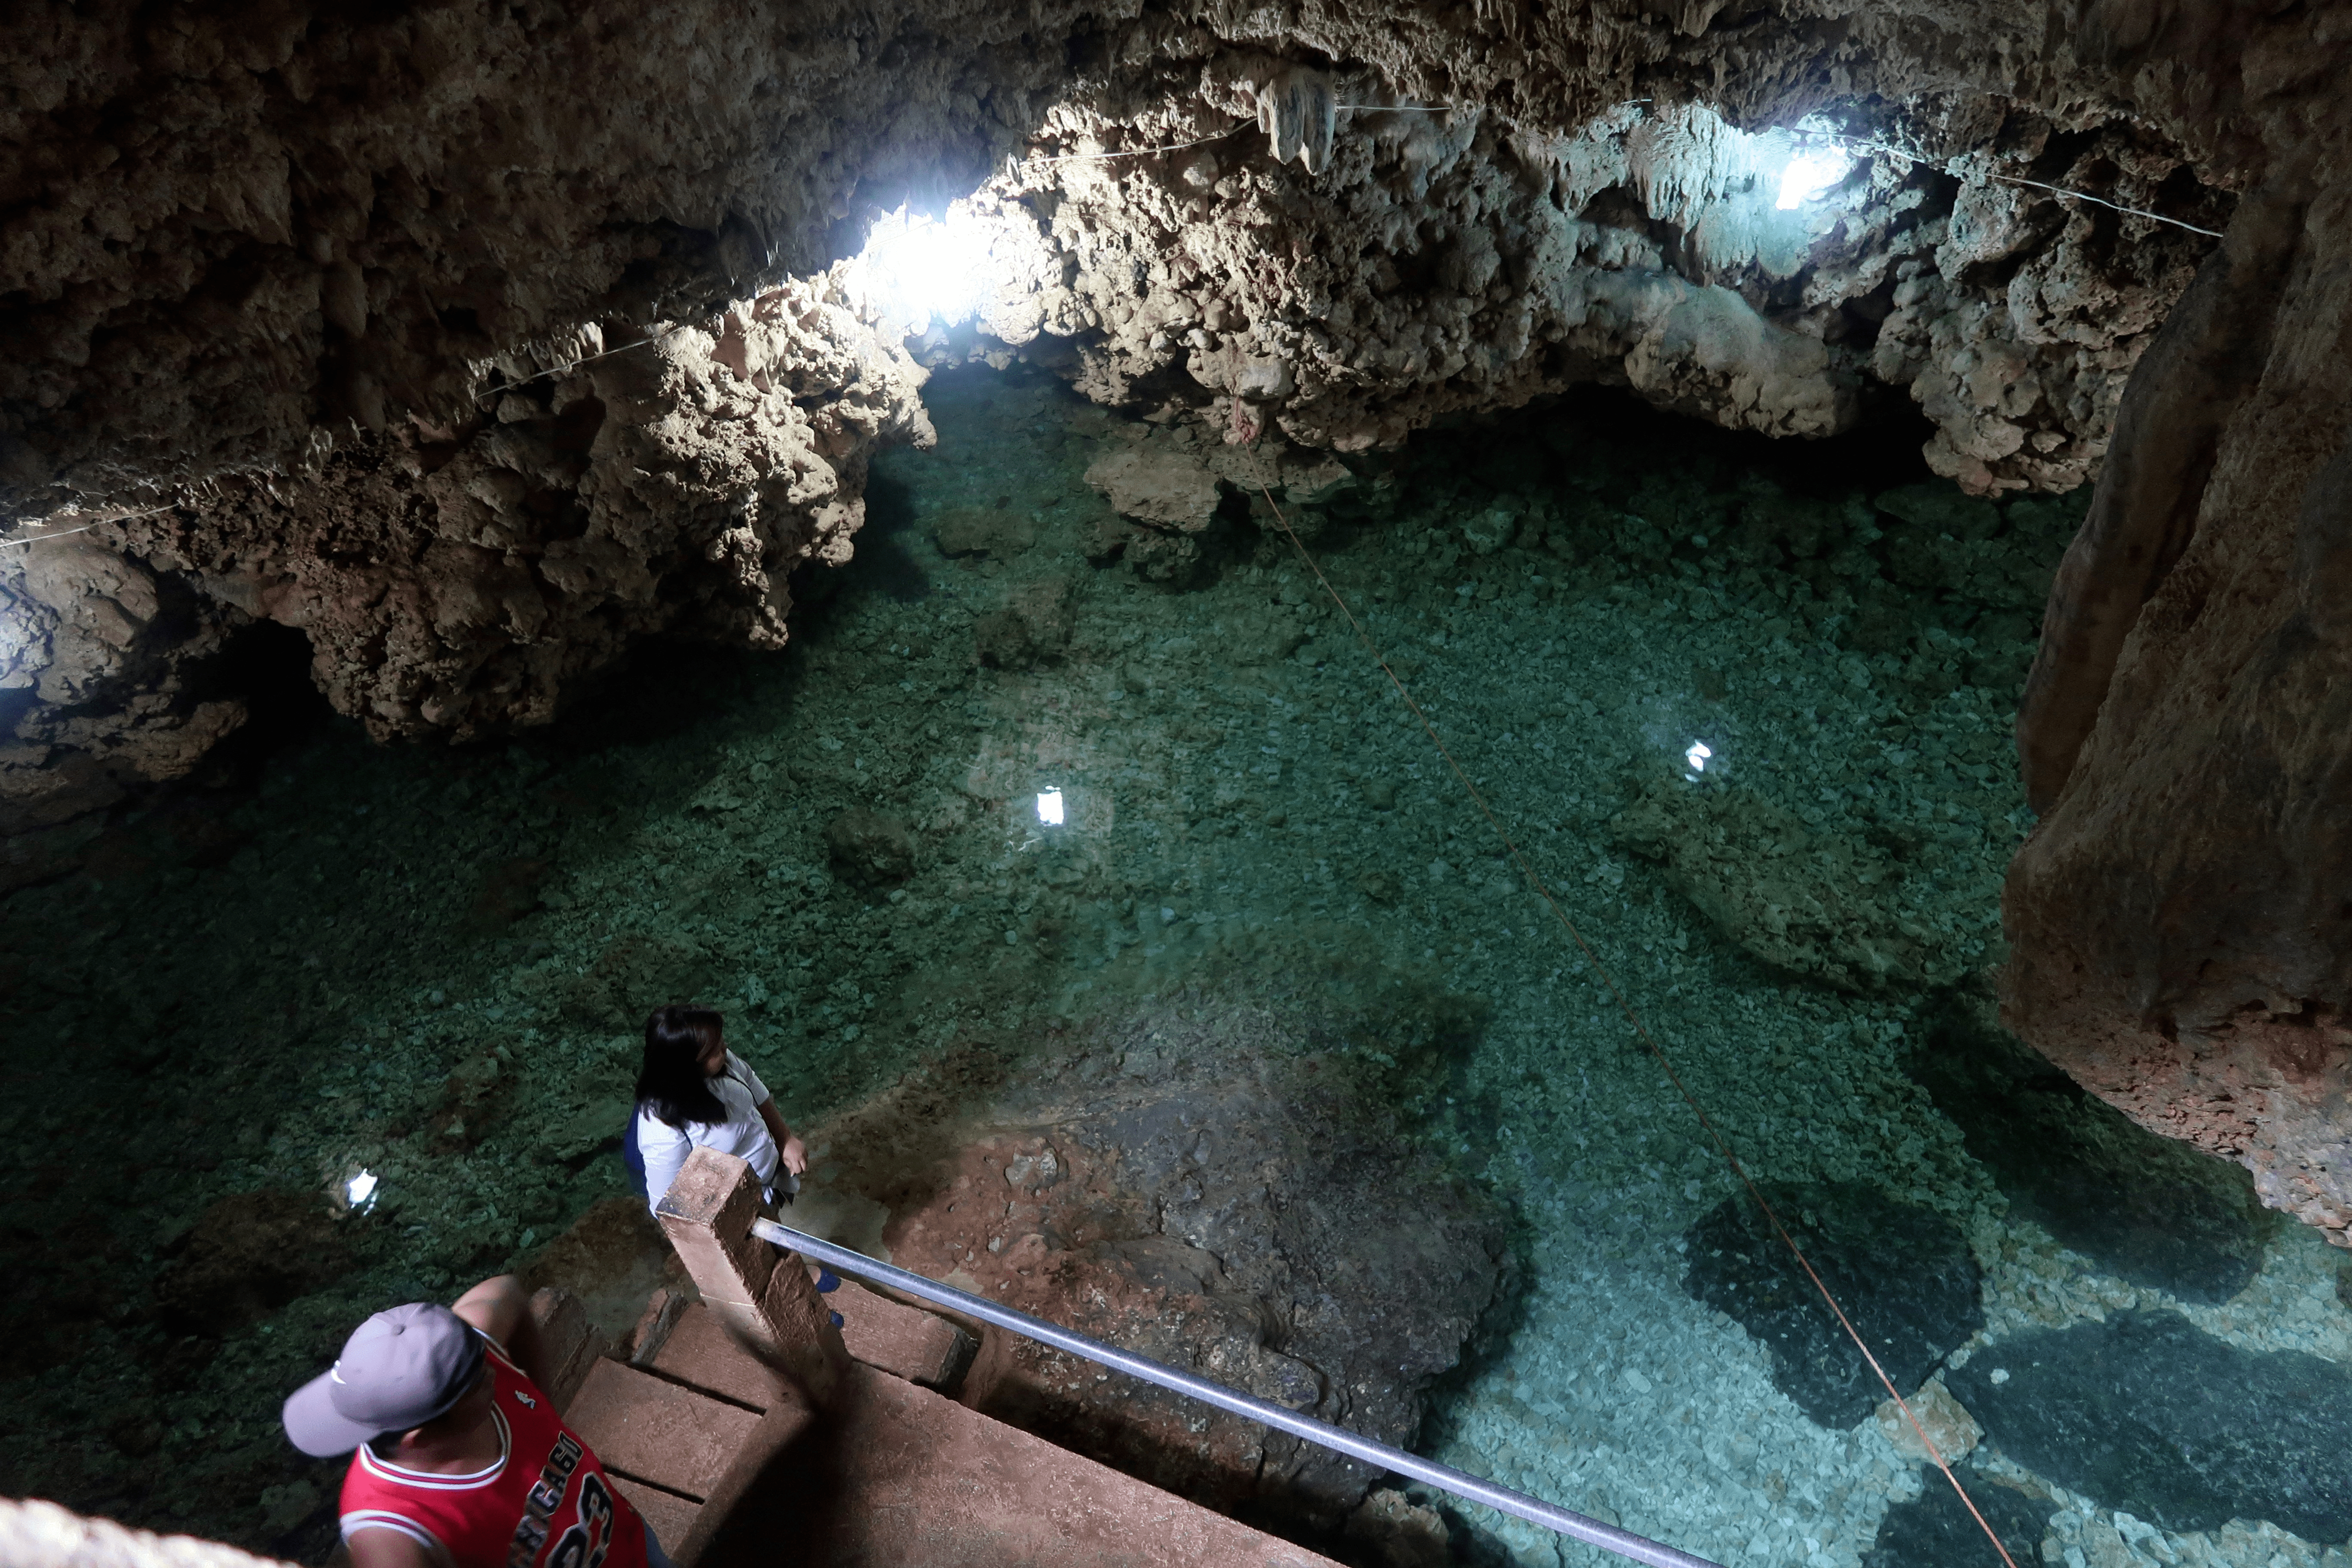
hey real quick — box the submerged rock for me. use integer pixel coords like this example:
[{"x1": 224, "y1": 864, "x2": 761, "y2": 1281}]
[
  {"x1": 1084, "y1": 444, "x2": 1224, "y2": 531},
  {"x1": 1947, "y1": 1310, "x2": 2352, "y2": 1542},
  {"x1": 1682, "y1": 1182, "x2": 1983, "y2": 1427},
  {"x1": 1860, "y1": 1466, "x2": 2054, "y2": 1568},
  {"x1": 154, "y1": 1189, "x2": 349, "y2": 1337},
  {"x1": 932, "y1": 504, "x2": 1037, "y2": 559},
  {"x1": 823, "y1": 807, "x2": 916, "y2": 885},
  {"x1": 972, "y1": 575, "x2": 1075, "y2": 669},
  {"x1": 1912, "y1": 998, "x2": 2266, "y2": 1304},
  {"x1": 822, "y1": 1002, "x2": 1516, "y2": 1531},
  {"x1": 1614, "y1": 781, "x2": 1966, "y2": 992},
  {"x1": 1872, "y1": 1375, "x2": 1981, "y2": 1463}
]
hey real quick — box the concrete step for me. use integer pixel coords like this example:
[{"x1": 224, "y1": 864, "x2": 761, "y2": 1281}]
[
  {"x1": 697, "y1": 1364, "x2": 1341, "y2": 1568},
  {"x1": 573, "y1": 1297, "x2": 1338, "y2": 1568},
  {"x1": 613, "y1": 1148, "x2": 1345, "y2": 1568},
  {"x1": 813, "y1": 1266, "x2": 976, "y2": 1391}
]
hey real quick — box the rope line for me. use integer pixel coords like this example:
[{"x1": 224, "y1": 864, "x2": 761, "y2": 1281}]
[
  {"x1": 1246, "y1": 454, "x2": 2022, "y2": 1568},
  {"x1": 484, "y1": 325, "x2": 688, "y2": 396},
  {"x1": 1978, "y1": 172, "x2": 2222, "y2": 238},
  {"x1": 1840, "y1": 137, "x2": 2222, "y2": 239},
  {"x1": 0, "y1": 502, "x2": 178, "y2": 551},
  {"x1": 1018, "y1": 123, "x2": 1250, "y2": 166}
]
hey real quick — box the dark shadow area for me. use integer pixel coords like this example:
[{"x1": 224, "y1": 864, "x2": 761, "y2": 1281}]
[
  {"x1": 1948, "y1": 1310, "x2": 2352, "y2": 1542},
  {"x1": 1682, "y1": 1181, "x2": 1984, "y2": 1427},
  {"x1": 1417, "y1": 378, "x2": 1941, "y2": 506},
  {"x1": 1911, "y1": 998, "x2": 2268, "y2": 1304},
  {"x1": 1861, "y1": 1465, "x2": 2055, "y2": 1568},
  {"x1": 795, "y1": 456, "x2": 931, "y2": 616},
  {"x1": 190, "y1": 619, "x2": 340, "y2": 781},
  {"x1": 535, "y1": 636, "x2": 772, "y2": 756}
]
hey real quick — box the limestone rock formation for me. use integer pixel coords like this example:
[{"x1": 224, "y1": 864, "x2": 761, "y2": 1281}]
[
  {"x1": 2005, "y1": 187, "x2": 2352, "y2": 1248},
  {"x1": 825, "y1": 1017, "x2": 1514, "y2": 1530},
  {"x1": 6, "y1": 0, "x2": 2352, "y2": 1247},
  {"x1": 953, "y1": 88, "x2": 2219, "y2": 495},
  {"x1": 0, "y1": 0, "x2": 1066, "y2": 510},
  {"x1": 0, "y1": 275, "x2": 927, "y2": 848},
  {"x1": 1, "y1": 529, "x2": 250, "y2": 864}
]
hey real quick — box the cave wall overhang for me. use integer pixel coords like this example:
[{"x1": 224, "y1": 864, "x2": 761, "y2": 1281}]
[{"x1": 7, "y1": 0, "x2": 2352, "y2": 1243}]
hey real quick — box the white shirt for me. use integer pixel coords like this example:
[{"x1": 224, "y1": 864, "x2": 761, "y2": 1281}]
[{"x1": 636, "y1": 1050, "x2": 778, "y2": 1216}]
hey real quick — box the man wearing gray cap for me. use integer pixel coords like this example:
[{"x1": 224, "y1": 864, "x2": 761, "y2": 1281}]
[{"x1": 283, "y1": 1274, "x2": 667, "y2": 1568}]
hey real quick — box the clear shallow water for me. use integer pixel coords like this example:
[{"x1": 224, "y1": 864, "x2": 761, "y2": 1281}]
[{"x1": 3, "y1": 368, "x2": 2347, "y2": 1568}]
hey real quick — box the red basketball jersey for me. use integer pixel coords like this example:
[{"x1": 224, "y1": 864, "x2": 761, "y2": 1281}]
[{"x1": 338, "y1": 1337, "x2": 648, "y2": 1568}]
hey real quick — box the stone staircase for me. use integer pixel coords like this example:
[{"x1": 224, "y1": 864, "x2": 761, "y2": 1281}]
[{"x1": 537, "y1": 1149, "x2": 1338, "y2": 1568}]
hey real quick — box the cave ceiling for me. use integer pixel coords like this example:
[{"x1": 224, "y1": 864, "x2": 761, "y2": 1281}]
[{"x1": 6, "y1": 0, "x2": 2352, "y2": 1248}]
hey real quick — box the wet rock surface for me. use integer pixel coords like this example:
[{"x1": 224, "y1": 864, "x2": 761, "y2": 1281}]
[
  {"x1": 1682, "y1": 1181, "x2": 1983, "y2": 1427},
  {"x1": 824, "y1": 1002, "x2": 1516, "y2": 1531},
  {"x1": 1859, "y1": 1466, "x2": 2054, "y2": 1568},
  {"x1": 1914, "y1": 998, "x2": 2266, "y2": 1304},
  {"x1": 1947, "y1": 1310, "x2": 2352, "y2": 1543}
]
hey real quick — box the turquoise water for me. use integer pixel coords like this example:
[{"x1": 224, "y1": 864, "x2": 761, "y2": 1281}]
[{"x1": 3, "y1": 366, "x2": 2346, "y2": 1568}]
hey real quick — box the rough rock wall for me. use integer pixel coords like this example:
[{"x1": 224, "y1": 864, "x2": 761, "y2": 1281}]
[
  {"x1": 0, "y1": 0, "x2": 1063, "y2": 511},
  {"x1": 2006, "y1": 181, "x2": 2352, "y2": 1247},
  {"x1": 958, "y1": 88, "x2": 2220, "y2": 495},
  {"x1": 0, "y1": 0, "x2": 2276, "y2": 514},
  {"x1": 122, "y1": 277, "x2": 928, "y2": 744},
  {"x1": 0, "y1": 272, "x2": 927, "y2": 885},
  {"x1": 0, "y1": 530, "x2": 249, "y2": 853}
]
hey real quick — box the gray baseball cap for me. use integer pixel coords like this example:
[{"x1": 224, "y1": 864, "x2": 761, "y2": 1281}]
[{"x1": 282, "y1": 1302, "x2": 487, "y2": 1457}]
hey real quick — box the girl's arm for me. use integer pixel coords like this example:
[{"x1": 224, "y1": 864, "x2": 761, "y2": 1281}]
[
  {"x1": 755, "y1": 1098, "x2": 808, "y2": 1177},
  {"x1": 637, "y1": 1113, "x2": 693, "y2": 1213}
]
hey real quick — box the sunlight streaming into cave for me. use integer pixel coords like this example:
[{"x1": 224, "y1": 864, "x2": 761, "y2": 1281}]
[
  {"x1": 1775, "y1": 142, "x2": 1856, "y2": 208},
  {"x1": 851, "y1": 205, "x2": 1006, "y2": 333}
]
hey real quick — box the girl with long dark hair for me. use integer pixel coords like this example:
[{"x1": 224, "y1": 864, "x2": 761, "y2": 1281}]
[{"x1": 632, "y1": 1004, "x2": 806, "y2": 1214}]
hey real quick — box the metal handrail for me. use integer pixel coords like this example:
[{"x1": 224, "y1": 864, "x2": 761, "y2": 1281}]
[{"x1": 751, "y1": 1217, "x2": 1724, "y2": 1568}]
